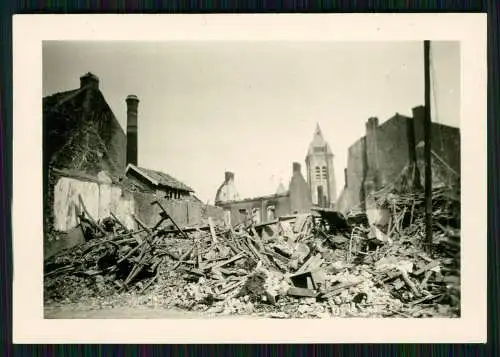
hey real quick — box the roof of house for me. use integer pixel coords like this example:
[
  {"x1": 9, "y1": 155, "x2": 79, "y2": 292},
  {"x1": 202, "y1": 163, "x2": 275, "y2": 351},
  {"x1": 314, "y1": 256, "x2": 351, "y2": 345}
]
[
  {"x1": 43, "y1": 81, "x2": 127, "y2": 176},
  {"x1": 126, "y1": 164, "x2": 194, "y2": 192}
]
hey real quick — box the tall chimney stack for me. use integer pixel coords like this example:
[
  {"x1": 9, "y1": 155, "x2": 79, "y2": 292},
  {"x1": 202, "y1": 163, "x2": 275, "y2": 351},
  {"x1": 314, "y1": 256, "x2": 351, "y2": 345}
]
[
  {"x1": 292, "y1": 162, "x2": 301, "y2": 174},
  {"x1": 126, "y1": 95, "x2": 139, "y2": 166}
]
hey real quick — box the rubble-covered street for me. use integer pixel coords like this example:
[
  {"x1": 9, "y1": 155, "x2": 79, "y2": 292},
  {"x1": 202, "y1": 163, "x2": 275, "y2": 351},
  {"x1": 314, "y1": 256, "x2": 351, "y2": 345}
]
[{"x1": 44, "y1": 176, "x2": 460, "y2": 319}]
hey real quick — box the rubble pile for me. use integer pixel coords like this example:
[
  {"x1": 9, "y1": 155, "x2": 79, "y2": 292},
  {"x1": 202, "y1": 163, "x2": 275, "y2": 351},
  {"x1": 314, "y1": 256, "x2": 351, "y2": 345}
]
[{"x1": 45, "y1": 184, "x2": 461, "y2": 318}]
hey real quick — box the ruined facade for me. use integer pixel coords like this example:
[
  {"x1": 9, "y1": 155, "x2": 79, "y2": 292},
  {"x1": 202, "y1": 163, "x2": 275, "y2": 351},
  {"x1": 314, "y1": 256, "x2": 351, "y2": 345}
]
[
  {"x1": 44, "y1": 72, "x2": 223, "y2": 246},
  {"x1": 336, "y1": 105, "x2": 461, "y2": 213},
  {"x1": 214, "y1": 124, "x2": 337, "y2": 224},
  {"x1": 215, "y1": 163, "x2": 312, "y2": 226}
]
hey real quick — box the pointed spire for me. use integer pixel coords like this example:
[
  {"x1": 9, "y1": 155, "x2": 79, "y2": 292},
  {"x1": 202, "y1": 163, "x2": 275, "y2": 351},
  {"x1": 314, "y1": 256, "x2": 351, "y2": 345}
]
[
  {"x1": 276, "y1": 181, "x2": 286, "y2": 194},
  {"x1": 315, "y1": 122, "x2": 323, "y2": 137},
  {"x1": 306, "y1": 122, "x2": 333, "y2": 157}
]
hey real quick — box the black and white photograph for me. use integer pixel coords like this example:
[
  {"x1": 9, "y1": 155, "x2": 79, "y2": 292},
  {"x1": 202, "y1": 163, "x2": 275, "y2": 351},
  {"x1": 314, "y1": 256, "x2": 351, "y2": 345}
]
[
  {"x1": 41, "y1": 39, "x2": 461, "y2": 319},
  {"x1": 12, "y1": 14, "x2": 486, "y2": 343}
]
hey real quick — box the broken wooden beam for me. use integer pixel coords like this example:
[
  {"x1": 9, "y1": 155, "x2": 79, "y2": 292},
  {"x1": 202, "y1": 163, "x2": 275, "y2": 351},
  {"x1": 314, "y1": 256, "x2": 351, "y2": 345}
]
[
  {"x1": 287, "y1": 287, "x2": 318, "y2": 298},
  {"x1": 109, "y1": 212, "x2": 129, "y2": 232},
  {"x1": 400, "y1": 271, "x2": 421, "y2": 297},
  {"x1": 322, "y1": 279, "x2": 365, "y2": 298},
  {"x1": 212, "y1": 251, "x2": 246, "y2": 269},
  {"x1": 78, "y1": 195, "x2": 107, "y2": 236},
  {"x1": 152, "y1": 200, "x2": 191, "y2": 240},
  {"x1": 208, "y1": 217, "x2": 218, "y2": 243},
  {"x1": 413, "y1": 260, "x2": 440, "y2": 276}
]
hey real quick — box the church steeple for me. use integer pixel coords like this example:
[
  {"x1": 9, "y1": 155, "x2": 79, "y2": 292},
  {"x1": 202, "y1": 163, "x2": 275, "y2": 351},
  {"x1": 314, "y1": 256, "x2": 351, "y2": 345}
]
[
  {"x1": 306, "y1": 123, "x2": 333, "y2": 158},
  {"x1": 305, "y1": 123, "x2": 337, "y2": 208}
]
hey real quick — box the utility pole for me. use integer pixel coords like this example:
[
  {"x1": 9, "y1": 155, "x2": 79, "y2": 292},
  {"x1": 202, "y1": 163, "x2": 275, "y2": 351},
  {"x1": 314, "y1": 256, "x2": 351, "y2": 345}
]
[{"x1": 424, "y1": 40, "x2": 433, "y2": 255}]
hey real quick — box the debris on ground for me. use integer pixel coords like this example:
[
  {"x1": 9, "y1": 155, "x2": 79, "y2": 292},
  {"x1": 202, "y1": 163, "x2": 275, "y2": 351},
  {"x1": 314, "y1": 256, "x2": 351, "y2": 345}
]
[{"x1": 45, "y1": 181, "x2": 461, "y2": 318}]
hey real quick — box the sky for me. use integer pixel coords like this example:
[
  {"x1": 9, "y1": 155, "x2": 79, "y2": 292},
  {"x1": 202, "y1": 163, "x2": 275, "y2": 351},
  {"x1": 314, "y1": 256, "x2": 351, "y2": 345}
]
[{"x1": 43, "y1": 41, "x2": 460, "y2": 204}]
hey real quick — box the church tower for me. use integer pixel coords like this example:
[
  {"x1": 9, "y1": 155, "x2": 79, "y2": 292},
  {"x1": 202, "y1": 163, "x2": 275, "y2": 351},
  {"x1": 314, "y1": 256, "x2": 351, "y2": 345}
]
[{"x1": 305, "y1": 123, "x2": 337, "y2": 208}]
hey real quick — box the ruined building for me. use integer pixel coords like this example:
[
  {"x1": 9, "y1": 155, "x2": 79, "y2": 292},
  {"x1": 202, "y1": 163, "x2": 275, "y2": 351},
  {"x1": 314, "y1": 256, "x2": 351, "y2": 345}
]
[
  {"x1": 214, "y1": 125, "x2": 337, "y2": 225},
  {"x1": 43, "y1": 72, "x2": 127, "y2": 176},
  {"x1": 44, "y1": 73, "x2": 194, "y2": 199},
  {"x1": 215, "y1": 163, "x2": 312, "y2": 226},
  {"x1": 336, "y1": 105, "x2": 461, "y2": 213},
  {"x1": 44, "y1": 72, "x2": 223, "y2": 246}
]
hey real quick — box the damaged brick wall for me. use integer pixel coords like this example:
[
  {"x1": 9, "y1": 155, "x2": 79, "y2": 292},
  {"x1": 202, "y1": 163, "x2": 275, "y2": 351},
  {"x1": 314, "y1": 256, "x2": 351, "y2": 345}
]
[
  {"x1": 337, "y1": 108, "x2": 460, "y2": 213},
  {"x1": 337, "y1": 137, "x2": 367, "y2": 213},
  {"x1": 133, "y1": 192, "x2": 225, "y2": 228}
]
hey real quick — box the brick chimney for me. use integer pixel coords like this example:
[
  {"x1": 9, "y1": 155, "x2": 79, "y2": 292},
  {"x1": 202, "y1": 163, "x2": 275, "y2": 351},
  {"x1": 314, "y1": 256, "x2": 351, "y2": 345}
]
[
  {"x1": 80, "y1": 72, "x2": 99, "y2": 90},
  {"x1": 292, "y1": 162, "x2": 301, "y2": 174},
  {"x1": 364, "y1": 117, "x2": 379, "y2": 193},
  {"x1": 225, "y1": 171, "x2": 235, "y2": 183},
  {"x1": 289, "y1": 162, "x2": 312, "y2": 213},
  {"x1": 126, "y1": 95, "x2": 140, "y2": 166},
  {"x1": 411, "y1": 105, "x2": 426, "y2": 145}
]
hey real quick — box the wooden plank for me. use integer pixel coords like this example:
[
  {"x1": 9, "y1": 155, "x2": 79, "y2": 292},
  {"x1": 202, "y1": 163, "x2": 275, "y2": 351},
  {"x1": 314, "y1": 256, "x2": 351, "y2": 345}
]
[
  {"x1": 132, "y1": 214, "x2": 153, "y2": 245},
  {"x1": 169, "y1": 246, "x2": 195, "y2": 271},
  {"x1": 322, "y1": 279, "x2": 365, "y2": 298},
  {"x1": 295, "y1": 254, "x2": 320, "y2": 275},
  {"x1": 217, "y1": 279, "x2": 245, "y2": 295},
  {"x1": 254, "y1": 219, "x2": 279, "y2": 228},
  {"x1": 152, "y1": 200, "x2": 191, "y2": 240},
  {"x1": 246, "y1": 237, "x2": 272, "y2": 266},
  {"x1": 78, "y1": 194, "x2": 106, "y2": 235},
  {"x1": 287, "y1": 287, "x2": 318, "y2": 298},
  {"x1": 264, "y1": 247, "x2": 290, "y2": 264},
  {"x1": 413, "y1": 260, "x2": 440, "y2": 276},
  {"x1": 213, "y1": 252, "x2": 246, "y2": 269},
  {"x1": 208, "y1": 217, "x2": 218, "y2": 243},
  {"x1": 160, "y1": 225, "x2": 210, "y2": 234},
  {"x1": 179, "y1": 267, "x2": 205, "y2": 277},
  {"x1": 419, "y1": 270, "x2": 433, "y2": 289},
  {"x1": 401, "y1": 271, "x2": 421, "y2": 297},
  {"x1": 110, "y1": 212, "x2": 129, "y2": 231}
]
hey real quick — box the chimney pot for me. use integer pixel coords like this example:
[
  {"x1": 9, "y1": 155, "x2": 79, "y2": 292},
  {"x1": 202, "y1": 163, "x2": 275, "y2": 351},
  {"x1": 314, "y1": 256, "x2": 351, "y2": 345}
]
[
  {"x1": 80, "y1": 72, "x2": 99, "y2": 90},
  {"x1": 293, "y1": 162, "x2": 301, "y2": 173},
  {"x1": 366, "y1": 117, "x2": 379, "y2": 128},
  {"x1": 126, "y1": 94, "x2": 139, "y2": 103},
  {"x1": 412, "y1": 105, "x2": 425, "y2": 121},
  {"x1": 225, "y1": 171, "x2": 235, "y2": 182}
]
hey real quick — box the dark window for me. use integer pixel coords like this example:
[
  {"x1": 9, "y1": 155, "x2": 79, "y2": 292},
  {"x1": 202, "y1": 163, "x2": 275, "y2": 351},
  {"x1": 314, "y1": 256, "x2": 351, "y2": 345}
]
[
  {"x1": 267, "y1": 205, "x2": 276, "y2": 221},
  {"x1": 317, "y1": 185, "x2": 325, "y2": 207},
  {"x1": 322, "y1": 166, "x2": 327, "y2": 179},
  {"x1": 315, "y1": 166, "x2": 321, "y2": 179}
]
